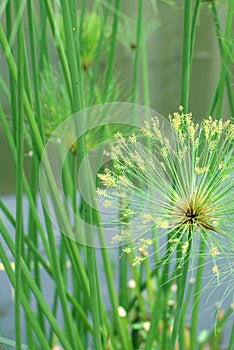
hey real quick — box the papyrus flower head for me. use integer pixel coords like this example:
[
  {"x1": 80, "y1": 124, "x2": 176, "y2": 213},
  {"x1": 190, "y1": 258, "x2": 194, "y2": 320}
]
[{"x1": 97, "y1": 109, "x2": 234, "y2": 269}]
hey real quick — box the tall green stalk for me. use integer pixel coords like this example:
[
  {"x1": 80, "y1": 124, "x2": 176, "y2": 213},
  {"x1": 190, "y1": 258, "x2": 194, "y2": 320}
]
[
  {"x1": 104, "y1": 0, "x2": 120, "y2": 101},
  {"x1": 170, "y1": 229, "x2": 192, "y2": 350},
  {"x1": 208, "y1": 1, "x2": 234, "y2": 117},
  {"x1": 42, "y1": 0, "x2": 73, "y2": 102},
  {"x1": 141, "y1": 30, "x2": 150, "y2": 107},
  {"x1": 88, "y1": 0, "x2": 111, "y2": 105},
  {"x1": 95, "y1": 218, "x2": 133, "y2": 349},
  {"x1": 132, "y1": 0, "x2": 143, "y2": 104},
  {"x1": 6, "y1": 0, "x2": 17, "y2": 141},
  {"x1": 24, "y1": 162, "x2": 39, "y2": 350},
  {"x1": 144, "y1": 235, "x2": 174, "y2": 350},
  {"x1": 190, "y1": 0, "x2": 201, "y2": 66},
  {"x1": 180, "y1": 0, "x2": 192, "y2": 112},
  {"x1": 15, "y1": 1, "x2": 25, "y2": 348},
  {"x1": 190, "y1": 236, "x2": 206, "y2": 350},
  {"x1": 173, "y1": 3, "x2": 193, "y2": 347},
  {"x1": 38, "y1": 1, "x2": 50, "y2": 73},
  {"x1": 27, "y1": 0, "x2": 44, "y2": 139},
  {"x1": 27, "y1": 1, "x2": 46, "y2": 340},
  {"x1": 215, "y1": 0, "x2": 234, "y2": 118}
]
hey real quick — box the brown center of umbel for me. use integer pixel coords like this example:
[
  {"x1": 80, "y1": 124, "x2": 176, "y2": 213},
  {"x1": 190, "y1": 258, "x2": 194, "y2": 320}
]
[
  {"x1": 176, "y1": 197, "x2": 218, "y2": 233},
  {"x1": 184, "y1": 207, "x2": 198, "y2": 222}
]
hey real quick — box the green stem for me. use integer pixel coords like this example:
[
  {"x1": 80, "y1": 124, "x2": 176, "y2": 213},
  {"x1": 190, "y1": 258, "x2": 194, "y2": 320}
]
[
  {"x1": 228, "y1": 320, "x2": 234, "y2": 350},
  {"x1": 209, "y1": 1, "x2": 234, "y2": 117},
  {"x1": 190, "y1": 0, "x2": 201, "y2": 67},
  {"x1": 41, "y1": 189, "x2": 83, "y2": 349},
  {"x1": 0, "y1": 336, "x2": 28, "y2": 350},
  {"x1": 131, "y1": 259, "x2": 147, "y2": 318},
  {"x1": 88, "y1": 0, "x2": 111, "y2": 105},
  {"x1": 27, "y1": 0, "x2": 45, "y2": 139},
  {"x1": 144, "y1": 285, "x2": 163, "y2": 350},
  {"x1": 190, "y1": 236, "x2": 206, "y2": 350},
  {"x1": 127, "y1": 252, "x2": 169, "y2": 313},
  {"x1": 141, "y1": 21, "x2": 150, "y2": 107},
  {"x1": 104, "y1": 0, "x2": 120, "y2": 101},
  {"x1": 0, "y1": 106, "x2": 51, "y2": 261},
  {"x1": 197, "y1": 307, "x2": 233, "y2": 350},
  {"x1": 215, "y1": 0, "x2": 234, "y2": 118},
  {"x1": 42, "y1": 0, "x2": 73, "y2": 102},
  {"x1": 118, "y1": 201, "x2": 130, "y2": 309},
  {"x1": 86, "y1": 246, "x2": 102, "y2": 350},
  {"x1": 15, "y1": 1, "x2": 24, "y2": 348},
  {"x1": 145, "y1": 234, "x2": 174, "y2": 350},
  {"x1": 25, "y1": 159, "x2": 42, "y2": 350},
  {"x1": 178, "y1": 309, "x2": 186, "y2": 350},
  {"x1": 144, "y1": 257, "x2": 153, "y2": 308},
  {"x1": 0, "y1": 223, "x2": 91, "y2": 333},
  {"x1": 38, "y1": 1, "x2": 50, "y2": 73},
  {"x1": 118, "y1": 244, "x2": 129, "y2": 308},
  {"x1": 27, "y1": 2, "x2": 46, "y2": 337},
  {"x1": 49, "y1": 289, "x2": 59, "y2": 345},
  {"x1": 170, "y1": 229, "x2": 192, "y2": 350},
  {"x1": 0, "y1": 244, "x2": 51, "y2": 350},
  {"x1": 60, "y1": 1, "x2": 103, "y2": 348},
  {"x1": 0, "y1": 219, "x2": 75, "y2": 350},
  {"x1": 132, "y1": 0, "x2": 143, "y2": 104},
  {"x1": 1, "y1": 16, "x2": 83, "y2": 348},
  {"x1": 161, "y1": 240, "x2": 174, "y2": 350},
  {"x1": 180, "y1": 0, "x2": 192, "y2": 111},
  {"x1": 6, "y1": 0, "x2": 17, "y2": 141},
  {"x1": 94, "y1": 212, "x2": 133, "y2": 349}
]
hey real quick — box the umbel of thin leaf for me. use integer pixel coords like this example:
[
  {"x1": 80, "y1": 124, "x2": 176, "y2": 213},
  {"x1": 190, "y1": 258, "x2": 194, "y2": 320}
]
[{"x1": 97, "y1": 108, "x2": 234, "y2": 271}]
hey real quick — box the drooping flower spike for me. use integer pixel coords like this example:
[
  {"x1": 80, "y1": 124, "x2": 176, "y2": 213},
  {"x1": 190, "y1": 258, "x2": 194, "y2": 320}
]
[{"x1": 97, "y1": 109, "x2": 234, "y2": 273}]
